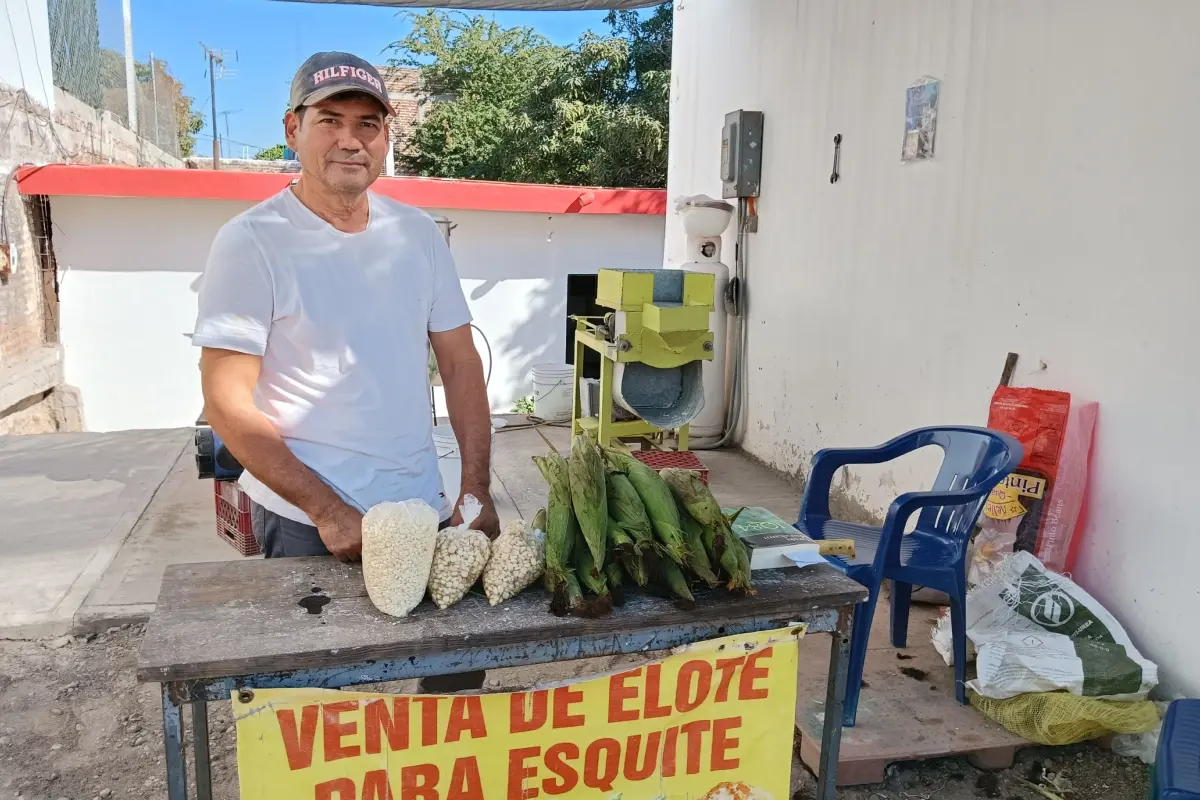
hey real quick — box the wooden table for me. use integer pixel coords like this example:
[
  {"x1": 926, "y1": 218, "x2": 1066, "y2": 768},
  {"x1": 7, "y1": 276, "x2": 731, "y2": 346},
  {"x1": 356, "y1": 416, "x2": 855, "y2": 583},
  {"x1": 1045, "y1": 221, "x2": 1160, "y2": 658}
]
[{"x1": 138, "y1": 557, "x2": 867, "y2": 800}]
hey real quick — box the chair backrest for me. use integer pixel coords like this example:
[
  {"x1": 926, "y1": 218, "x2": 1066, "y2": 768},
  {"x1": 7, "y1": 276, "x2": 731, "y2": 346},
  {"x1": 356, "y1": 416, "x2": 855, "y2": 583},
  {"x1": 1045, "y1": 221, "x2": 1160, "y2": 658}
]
[{"x1": 908, "y1": 426, "x2": 1023, "y2": 542}]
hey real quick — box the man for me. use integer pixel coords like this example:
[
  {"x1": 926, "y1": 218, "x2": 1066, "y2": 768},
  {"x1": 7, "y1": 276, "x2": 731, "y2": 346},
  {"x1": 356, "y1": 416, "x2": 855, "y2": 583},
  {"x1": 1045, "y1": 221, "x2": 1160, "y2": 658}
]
[{"x1": 194, "y1": 53, "x2": 498, "y2": 569}]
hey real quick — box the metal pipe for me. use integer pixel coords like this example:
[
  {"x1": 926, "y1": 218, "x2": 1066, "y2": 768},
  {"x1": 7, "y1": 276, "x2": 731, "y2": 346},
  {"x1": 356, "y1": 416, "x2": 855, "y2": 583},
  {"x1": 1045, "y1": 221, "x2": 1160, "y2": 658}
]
[
  {"x1": 693, "y1": 196, "x2": 749, "y2": 450},
  {"x1": 161, "y1": 684, "x2": 188, "y2": 800},
  {"x1": 122, "y1": 0, "x2": 137, "y2": 134},
  {"x1": 193, "y1": 699, "x2": 212, "y2": 800},
  {"x1": 816, "y1": 607, "x2": 855, "y2": 800}
]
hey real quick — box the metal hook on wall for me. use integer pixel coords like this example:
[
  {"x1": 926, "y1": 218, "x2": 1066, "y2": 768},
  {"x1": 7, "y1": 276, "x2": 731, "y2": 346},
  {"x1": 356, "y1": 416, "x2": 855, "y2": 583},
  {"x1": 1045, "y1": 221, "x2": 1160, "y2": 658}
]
[{"x1": 830, "y1": 134, "x2": 842, "y2": 184}]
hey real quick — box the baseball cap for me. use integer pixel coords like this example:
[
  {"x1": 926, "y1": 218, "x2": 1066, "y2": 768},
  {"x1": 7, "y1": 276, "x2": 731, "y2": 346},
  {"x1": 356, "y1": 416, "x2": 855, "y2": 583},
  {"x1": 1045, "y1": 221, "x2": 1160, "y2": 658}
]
[{"x1": 289, "y1": 52, "x2": 396, "y2": 116}]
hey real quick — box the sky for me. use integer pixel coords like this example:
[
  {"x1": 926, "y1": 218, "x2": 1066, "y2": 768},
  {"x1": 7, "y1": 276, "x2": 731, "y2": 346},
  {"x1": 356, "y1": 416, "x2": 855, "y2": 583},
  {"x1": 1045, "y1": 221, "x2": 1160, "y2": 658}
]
[{"x1": 96, "y1": 1, "x2": 609, "y2": 158}]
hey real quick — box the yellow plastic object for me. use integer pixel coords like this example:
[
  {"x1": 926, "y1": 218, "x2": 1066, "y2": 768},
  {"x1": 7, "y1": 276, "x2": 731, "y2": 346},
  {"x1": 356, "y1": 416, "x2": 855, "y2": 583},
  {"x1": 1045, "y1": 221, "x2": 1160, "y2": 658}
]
[
  {"x1": 641, "y1": 303, "x2": 711, "y2": 334},
  {"x1": 817, "y1": 539, "x2": 856, "y2": 558},
  {"x1": 596, "y1": 269, "x2": 655, "y2": 310},
  {"x1": 969, "y1": 691, "x2": 1160, "y2": 746}
]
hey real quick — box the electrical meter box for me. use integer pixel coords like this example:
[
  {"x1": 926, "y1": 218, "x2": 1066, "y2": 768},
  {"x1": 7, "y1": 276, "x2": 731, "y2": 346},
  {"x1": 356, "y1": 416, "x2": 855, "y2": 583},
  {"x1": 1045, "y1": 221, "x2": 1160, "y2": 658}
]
[{"x1": 721, "y1": 110, "x2": 764, "y2": 199}]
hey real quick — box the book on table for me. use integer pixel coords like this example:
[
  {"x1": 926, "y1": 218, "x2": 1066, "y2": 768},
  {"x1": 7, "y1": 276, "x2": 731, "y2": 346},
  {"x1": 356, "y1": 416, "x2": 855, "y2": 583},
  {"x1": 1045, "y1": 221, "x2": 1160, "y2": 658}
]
[{"x1": 722, "y1": 506, "x2": 824, "y2": 570}]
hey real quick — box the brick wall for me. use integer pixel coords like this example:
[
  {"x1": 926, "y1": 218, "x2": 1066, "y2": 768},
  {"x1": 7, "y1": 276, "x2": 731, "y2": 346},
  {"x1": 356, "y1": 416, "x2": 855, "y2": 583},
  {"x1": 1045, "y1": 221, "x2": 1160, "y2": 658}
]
[
  {"x1": 0, "y1": 84, "x2": 181, "y2": 432},
  {"x1": 378, "y1": 67, "x2": 425, "y2": 174}
]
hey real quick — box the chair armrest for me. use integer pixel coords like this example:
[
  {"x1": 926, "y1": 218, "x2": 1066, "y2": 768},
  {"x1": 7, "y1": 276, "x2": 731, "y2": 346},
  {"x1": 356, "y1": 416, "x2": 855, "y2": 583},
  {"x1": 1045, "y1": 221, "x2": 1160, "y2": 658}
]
[
  {"x1": 875, "y1": 486, "x2": 991, "y2": 565},
  {"x1": 800, "y1": 434, "x2": 925, "y2": 522}
]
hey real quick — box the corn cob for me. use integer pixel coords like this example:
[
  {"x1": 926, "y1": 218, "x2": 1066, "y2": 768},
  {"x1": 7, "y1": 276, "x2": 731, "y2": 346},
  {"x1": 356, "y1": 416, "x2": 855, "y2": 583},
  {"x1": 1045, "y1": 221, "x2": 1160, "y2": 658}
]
[
  {"x1": 662, "y1": 469, "x2": 754, "y2": 593},
  {"x1": 569, "y1": 436, "x2": 608, "y2": 569},
  {"x1": 604, "y1": 560, "x2": 626, "y2": 607},
  {"x1": 570, "y1": 533, "x2": 614, "y2": 618},
  {"x1": 601, "y1": 447, "x2": 689, "y2": 564},
  {"x1": 574, "y1": 538, "x2": 607, "y2": 595},
  {"x1": 657, "y1": 561, "x2": 695, "y2": 609},
  {"x1": 549, "y1": 568, "x2": 583, "y2": 618},
  {"x1": 534, "y1": 454, "x2": 574, "y2": 596},
  {"x1": 677, "y1": 505, "x2": 720, "y2": 588},
  {"x1": 607, "y1": 516, "x2": 650, "y2": 586},
  {"x1": 606, "y1": 473, "x2": 655, "y2": 547},
  {"x1": 682, "y1": 504, "x2": 717, "y2": 564}
]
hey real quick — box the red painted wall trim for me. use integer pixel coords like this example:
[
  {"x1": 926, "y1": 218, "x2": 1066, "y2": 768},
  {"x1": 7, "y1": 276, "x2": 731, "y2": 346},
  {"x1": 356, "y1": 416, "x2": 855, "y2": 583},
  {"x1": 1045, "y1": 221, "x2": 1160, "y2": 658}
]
[{"x1": 15, "y1": 164, "x2": 666, "y2": 216}]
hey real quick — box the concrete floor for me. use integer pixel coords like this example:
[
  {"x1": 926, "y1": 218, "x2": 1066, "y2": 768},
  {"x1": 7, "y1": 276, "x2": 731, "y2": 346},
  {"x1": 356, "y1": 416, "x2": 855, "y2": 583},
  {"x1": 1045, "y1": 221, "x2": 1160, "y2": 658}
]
[
  {"x1": 0, "y1": 429, "x2": 208, "y2": 637},
  {"x1": 73, "y1": 443, "x2": 243, "y2": 628}
]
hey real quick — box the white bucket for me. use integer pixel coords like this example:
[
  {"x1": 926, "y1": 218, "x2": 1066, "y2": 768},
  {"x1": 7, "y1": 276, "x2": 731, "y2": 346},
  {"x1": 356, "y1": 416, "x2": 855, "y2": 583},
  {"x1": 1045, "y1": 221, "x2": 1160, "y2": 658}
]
[
  {"x1": 531, "y1": 363, "x2": 575, "y2": 422},
  {"x1": 433, "y1": 424, "x2": 496, "y2": 508}
]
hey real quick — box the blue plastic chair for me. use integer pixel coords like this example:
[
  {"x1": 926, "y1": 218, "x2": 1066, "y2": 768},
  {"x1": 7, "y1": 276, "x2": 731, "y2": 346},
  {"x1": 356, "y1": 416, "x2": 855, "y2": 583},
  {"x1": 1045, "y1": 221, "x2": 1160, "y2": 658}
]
[
  {"x1": 1153, "y1": 699, "x2": 1200, "y2": 800},
  {"x1": 794, "y1": 426, "x2": 1023, "y2": 727}
]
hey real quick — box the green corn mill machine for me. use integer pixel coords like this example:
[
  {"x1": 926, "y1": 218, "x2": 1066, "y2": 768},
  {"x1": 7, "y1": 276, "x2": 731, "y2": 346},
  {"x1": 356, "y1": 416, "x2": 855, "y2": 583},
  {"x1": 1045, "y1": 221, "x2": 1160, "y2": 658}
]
[{"x1": 571, "y1": 268, "x2": 716, "y2": 450}]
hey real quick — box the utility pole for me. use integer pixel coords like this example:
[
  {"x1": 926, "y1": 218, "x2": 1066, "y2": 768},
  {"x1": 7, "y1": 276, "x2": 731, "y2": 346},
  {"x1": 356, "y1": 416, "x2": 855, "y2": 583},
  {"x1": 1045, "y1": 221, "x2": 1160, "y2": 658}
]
[
  {"x1": 122, "y1": 0, "x2": 137, "y2": 134},
  {"x1": 149, "y1": 52, "x2": 159, "y2": 148},
  {"x1": 200, "y1": 44, "x2": 237, "y2": 170},
  {"x1": 219, "y1": 109, "x2": 241, "y2": 158}
]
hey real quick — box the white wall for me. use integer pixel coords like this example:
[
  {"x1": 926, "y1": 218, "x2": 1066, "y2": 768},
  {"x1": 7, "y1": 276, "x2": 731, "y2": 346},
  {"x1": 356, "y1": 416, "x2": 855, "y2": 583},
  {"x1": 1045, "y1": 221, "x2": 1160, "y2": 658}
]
[
  {"x1": 668, "y1": 0, "x2": 1200, "y2": 698},
  {"x1": 0, "y1": 0, "x2": 54, "y2": 110},
  {"x1": 49, "y1": 195, "x2": 663, "y2": 431}
]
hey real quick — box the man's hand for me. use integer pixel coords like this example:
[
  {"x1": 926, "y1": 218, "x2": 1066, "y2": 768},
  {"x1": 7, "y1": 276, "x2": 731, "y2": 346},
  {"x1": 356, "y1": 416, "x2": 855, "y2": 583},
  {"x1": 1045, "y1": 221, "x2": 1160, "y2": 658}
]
[
  {"x1": 311, "y1": 502, "x2": 365, "y2": 562},
  {"x1": 451, "y1": 488, "x2": 501, "y2": 540}
]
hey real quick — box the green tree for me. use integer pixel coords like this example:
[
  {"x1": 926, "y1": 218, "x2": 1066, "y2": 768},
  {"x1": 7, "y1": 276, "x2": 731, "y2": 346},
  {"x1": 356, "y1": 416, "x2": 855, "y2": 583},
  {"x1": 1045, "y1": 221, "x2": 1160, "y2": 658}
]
[
  {"x1": 389, "y1": 4, "x2": 671, "y2": 188},
  {"x1": 96, "y1": 48, "x2": 205, "y2": 158},
  {"x1": 176, "y1": 94, "x2": 205, "y2": 159},
  {"x1": 255, "y1": 144, "x2": 287, "y2": 160}
]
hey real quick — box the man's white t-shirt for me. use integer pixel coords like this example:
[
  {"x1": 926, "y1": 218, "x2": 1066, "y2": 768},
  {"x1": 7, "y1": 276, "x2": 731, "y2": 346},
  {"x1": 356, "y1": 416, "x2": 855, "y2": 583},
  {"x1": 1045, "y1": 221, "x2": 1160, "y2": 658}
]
[{"x1": 193, "y1": 187, "x2": 471, "y2": 524}]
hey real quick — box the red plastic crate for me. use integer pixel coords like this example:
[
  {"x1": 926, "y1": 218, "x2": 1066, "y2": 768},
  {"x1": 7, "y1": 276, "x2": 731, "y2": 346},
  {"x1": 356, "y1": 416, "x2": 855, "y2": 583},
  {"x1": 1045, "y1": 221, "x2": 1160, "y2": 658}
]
[
  {"x1": 214, "y1": 480, "x2": 259, "y2": 556},
  {"x1": 631, "y1": 450, "x2": 709, "y2": 485}
]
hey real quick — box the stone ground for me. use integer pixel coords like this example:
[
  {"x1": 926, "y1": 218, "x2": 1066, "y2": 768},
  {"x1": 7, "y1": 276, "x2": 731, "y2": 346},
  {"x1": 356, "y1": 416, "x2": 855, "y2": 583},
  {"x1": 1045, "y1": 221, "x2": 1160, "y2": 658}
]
[{"x1": 0, "y1": 628, "x2": 1150, "y2": 800}]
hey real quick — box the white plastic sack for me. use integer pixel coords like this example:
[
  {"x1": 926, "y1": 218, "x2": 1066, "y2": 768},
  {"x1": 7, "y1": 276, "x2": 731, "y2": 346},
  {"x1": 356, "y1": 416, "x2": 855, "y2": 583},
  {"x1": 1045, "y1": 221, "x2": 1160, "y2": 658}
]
[
  {"x1": 1111, "y1": 702, "x2": 1170, "y2": 764},
  {"x1": 428, "y1": 495, "x2": 491, "y2": 609},
  {"x1": 933, "y1": 550, "x2": 1158, "y2": 700},
  {"x1": 362, "y1": 499, "x2": 440, "y2": 618}
]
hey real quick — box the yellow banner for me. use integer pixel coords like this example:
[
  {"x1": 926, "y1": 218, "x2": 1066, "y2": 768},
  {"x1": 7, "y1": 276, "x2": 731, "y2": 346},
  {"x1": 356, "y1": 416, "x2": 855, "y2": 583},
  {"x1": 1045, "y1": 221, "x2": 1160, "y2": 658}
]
[{"x1": 235, "y1": 626, "x2": 803, "y2": 800}]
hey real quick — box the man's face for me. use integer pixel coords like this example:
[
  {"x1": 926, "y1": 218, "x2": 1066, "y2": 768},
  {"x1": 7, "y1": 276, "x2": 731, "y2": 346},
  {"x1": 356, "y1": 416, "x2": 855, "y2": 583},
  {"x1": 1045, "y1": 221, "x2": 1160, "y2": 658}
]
[{"x1": 285, "y1": 93, "x2": 388, "y2": 196}]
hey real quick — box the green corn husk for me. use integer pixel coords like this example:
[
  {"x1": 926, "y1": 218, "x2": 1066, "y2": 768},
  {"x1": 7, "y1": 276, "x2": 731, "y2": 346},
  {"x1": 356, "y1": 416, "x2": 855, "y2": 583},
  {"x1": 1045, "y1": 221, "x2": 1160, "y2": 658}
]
[
  {"x1": 573, "y1": 525, "x2": 608, "y2": 596},
  {"x1": 682, "y1": 505, "x2": 717, "y2": 564},
  {"x1": 662, "y1": 469, "x2": 754, "y2": 594},
  {"x1": 607, "y1": 516, "x2": 650, "y2": 586},
  {"x1": 534, "y1": 454, "x2": 574, "y2": 596},
  {"x1": 551, "y1": 567, "x2": 581, "y2": 617},
  {"x1": 677, "y1": 505, "x2": 720, "y2": 588},
  {"x1": 568, "y1": 436, "x2": 608, "y2": 569},
  {"x1": 657, "y1": 561, "x2": 695, "y2": 609},
  {"x1": 570, "y1": 540, "x2": 614, "y2": 619},
  {"x1": 604, "y1": 561, "x2": 627, "y2": 607},
  {"x1": 661, "y1": 468, "x2": 725, "y2": 529},
  {"x1": 601, "y1": 447, "x2": 689, "y2": 565},
  {"x1": 565, "y1": 570, "x2": 583, "y2": 608},
  {"x1": 606, "y1": 473, "x2": 655, "y2": 547}
]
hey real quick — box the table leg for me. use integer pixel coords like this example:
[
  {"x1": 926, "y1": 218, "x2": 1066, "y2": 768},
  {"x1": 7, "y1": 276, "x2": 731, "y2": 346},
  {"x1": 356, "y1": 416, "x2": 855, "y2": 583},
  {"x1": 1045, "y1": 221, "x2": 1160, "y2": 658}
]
[
  {"x1": 193, "y1": 699, "x2": 212, "y2": 800},
  {"x1": 816, "y1": 605, "x2": 854, "y2": 800},
  {"x1": 162, "y1": 684, "x2": 188, "y2": 800}
]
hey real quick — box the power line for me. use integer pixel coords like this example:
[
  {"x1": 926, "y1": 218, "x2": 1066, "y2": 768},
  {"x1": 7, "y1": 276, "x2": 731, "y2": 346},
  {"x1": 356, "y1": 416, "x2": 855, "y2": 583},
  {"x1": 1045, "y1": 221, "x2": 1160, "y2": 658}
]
[
  {"x1": 193, "y1": 133, "x2": 272, "y2": 153},
  {"x1": 200, "y1": 43, "x2": 237, "y2": 170}
]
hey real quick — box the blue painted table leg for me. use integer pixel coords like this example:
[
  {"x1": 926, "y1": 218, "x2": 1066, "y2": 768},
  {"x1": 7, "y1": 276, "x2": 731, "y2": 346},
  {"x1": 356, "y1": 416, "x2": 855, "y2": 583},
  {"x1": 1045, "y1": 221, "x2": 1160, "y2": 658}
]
[
  {"x1": 162, "y1": 684, "x2": 188, "y2": 800},
  {"x1": 816, "y1": 606, "x2": 854, "y2": 800},
  {"x1": 192, "y1": 699, "x2": 212, "y2": 800}
]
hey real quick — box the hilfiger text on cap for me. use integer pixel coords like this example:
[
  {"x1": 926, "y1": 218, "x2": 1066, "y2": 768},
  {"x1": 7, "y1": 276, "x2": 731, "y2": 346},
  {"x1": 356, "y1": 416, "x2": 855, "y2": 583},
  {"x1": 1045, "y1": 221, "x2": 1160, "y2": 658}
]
[{"x1": 311, "y1": 65, "x2": 383, "y2": 93}]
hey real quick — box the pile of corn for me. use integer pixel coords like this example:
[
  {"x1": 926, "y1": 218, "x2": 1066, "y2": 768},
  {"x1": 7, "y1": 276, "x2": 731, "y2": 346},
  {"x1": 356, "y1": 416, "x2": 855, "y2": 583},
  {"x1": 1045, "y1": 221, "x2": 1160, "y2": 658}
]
[{"x1": 533, "y1": 437, "x2": 754, "y2": 615}]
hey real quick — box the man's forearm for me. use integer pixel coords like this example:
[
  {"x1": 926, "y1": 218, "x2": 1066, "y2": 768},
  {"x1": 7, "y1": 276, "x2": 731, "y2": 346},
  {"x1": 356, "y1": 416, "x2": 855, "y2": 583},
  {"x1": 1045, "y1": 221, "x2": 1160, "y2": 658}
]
[
  {"x1": 440, "y1": 356, "x2": 492, "y2": 493},
  {"x1": 207, "y1": 401, "x2": 347, "y2": 523}
]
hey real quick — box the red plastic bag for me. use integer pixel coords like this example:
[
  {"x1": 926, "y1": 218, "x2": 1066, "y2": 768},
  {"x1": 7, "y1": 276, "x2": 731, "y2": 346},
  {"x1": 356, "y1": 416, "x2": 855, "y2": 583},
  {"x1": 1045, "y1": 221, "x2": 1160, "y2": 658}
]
[{"x1": 986, "y1": 387, "x2": 1098, "y2": 574}]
